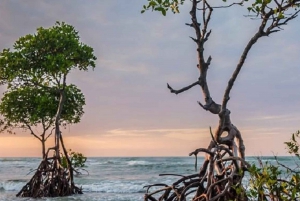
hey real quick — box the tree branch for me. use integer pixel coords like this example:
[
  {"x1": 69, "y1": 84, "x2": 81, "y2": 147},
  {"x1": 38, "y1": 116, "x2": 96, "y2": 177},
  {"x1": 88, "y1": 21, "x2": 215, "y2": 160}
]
[
  {"x1": 45, "y1": 127, "x2": 55, "y2": 141},
  {"x1": 197, "y1": 1, "x2": 245, "y2": 10},
  {"x1": 24, "y1": 123, "x2": 42, "y2": 142},
  {"x1": 167, "y1": 81, "x2": 199, "y2": 94}
]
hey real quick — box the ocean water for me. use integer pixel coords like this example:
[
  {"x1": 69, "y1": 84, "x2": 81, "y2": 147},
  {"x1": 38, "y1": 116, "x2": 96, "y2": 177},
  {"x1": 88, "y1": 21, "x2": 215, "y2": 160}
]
[{"x1": 0, "y1": 156, "x2": 297, "y2": 201}]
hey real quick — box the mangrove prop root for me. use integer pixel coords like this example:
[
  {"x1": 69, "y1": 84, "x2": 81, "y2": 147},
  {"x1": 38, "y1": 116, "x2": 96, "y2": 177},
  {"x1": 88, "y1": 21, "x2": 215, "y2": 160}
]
[
  {"x1": 16, "y1": 148, "x2": 82, "y2": 197},
  {"x1": 144, "y1": 144, "x2": 250, "y2": 201},
  {"x1": 16, "y1": 157, "x2": 82, "y2": 197}
]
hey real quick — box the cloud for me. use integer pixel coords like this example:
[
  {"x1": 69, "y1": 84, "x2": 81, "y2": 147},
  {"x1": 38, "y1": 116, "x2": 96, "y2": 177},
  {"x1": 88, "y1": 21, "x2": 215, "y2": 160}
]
[
  {"x1": 103, "y1": 128, "x2": 210, "y2": 140},
  {"x1": 246, "y1": 114, "x2": 300, "y2": 121}
]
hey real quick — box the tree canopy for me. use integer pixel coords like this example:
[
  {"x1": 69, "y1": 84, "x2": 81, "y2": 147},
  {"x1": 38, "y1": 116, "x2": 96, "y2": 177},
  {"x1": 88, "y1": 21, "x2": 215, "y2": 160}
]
[
  {"x1": 0, "y1": 21, "x2": 96, "y2": 88},
  {"x1": 0, "y1": 85, "x2": 85, "y2": 134}
]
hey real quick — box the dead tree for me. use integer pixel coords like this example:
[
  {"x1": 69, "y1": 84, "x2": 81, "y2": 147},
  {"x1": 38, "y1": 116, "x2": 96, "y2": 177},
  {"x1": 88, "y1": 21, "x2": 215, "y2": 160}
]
[{"x1": 143, "y1": 0, "x2": 300, "y2": 200}]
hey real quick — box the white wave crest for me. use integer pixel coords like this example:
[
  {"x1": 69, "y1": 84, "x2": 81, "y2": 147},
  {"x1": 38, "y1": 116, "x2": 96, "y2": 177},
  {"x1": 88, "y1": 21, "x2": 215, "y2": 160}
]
[
  {"x1": 126, "y1": 160, "x2": 151, "y2": 166},
  {"x1": 0, "y1": 180, "x2": 26, "y2": 191},
  {"x1": 81, "y1": 182, "x2": 145, "y2": 193}
]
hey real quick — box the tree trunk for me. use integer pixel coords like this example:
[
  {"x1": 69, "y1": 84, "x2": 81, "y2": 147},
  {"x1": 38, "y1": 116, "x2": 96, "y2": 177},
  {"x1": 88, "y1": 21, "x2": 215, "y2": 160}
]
[
  {"x1": 41, "y1": 139, "x2": 46, "y2": 159},
  {"x1": 17, "y1": 80, "x2": 82, "y2": 197},
  {"x1": 54, "y1": 89, "x2": 65, "y2": 160}
]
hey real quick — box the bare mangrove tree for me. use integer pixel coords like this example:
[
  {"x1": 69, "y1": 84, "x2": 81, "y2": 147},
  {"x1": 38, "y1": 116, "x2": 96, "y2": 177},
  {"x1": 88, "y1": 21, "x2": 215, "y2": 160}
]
[{"x1": 142, "y1": 0, "x2": 300, "y2": 200}]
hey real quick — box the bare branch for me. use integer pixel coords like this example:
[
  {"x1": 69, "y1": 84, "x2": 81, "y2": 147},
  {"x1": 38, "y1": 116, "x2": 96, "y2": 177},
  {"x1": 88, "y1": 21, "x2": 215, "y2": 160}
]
[
  {"x1": 220, "y1": 25, "x2": 264, "y2": 122},
  {"x1": 167, "y1": 81, "x2": 199, "y2": 94},
  {"x1": 202, "y1": 1, "x2": 213, "y2": 40},
  {"x1": 275, "y1": 155, "x2": 300, "y2": 174},
  {"x1": 24, "y1": 123, "x2": 42, "y2": 142},
  {"x1": 189, "y1": 36, "x2": 198, "y2": 43},
  {"x1": 197, "y1": 1, "x2": 245, "y2": 10},
  {"x1": 206, "y1": 55, "x2": 212, "y2": 66},
  {"x1": 204, "y1": 30, "x2": 212, "y2": 42},
  {"x1": 209, "y1": 126, "x2": 218, "y2": 145},
  {"x1": 189, "y1": 147, "x2": 214, "y2": 156},
  {"x1": 197, "y1": 100, "x2": 206, "y2": 109},
  {"x1": 45, "y1": 127, "x2": 55, "y2": 141},
  {"x1": 217, "y1": 156, "x2": 250, "y2": 168}
]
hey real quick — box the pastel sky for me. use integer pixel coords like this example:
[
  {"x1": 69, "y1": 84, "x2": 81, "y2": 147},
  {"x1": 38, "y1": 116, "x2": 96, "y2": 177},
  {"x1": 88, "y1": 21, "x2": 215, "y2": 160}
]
[{"x1": 0, "y1": 1, "x2": 299, "y2": 157}]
